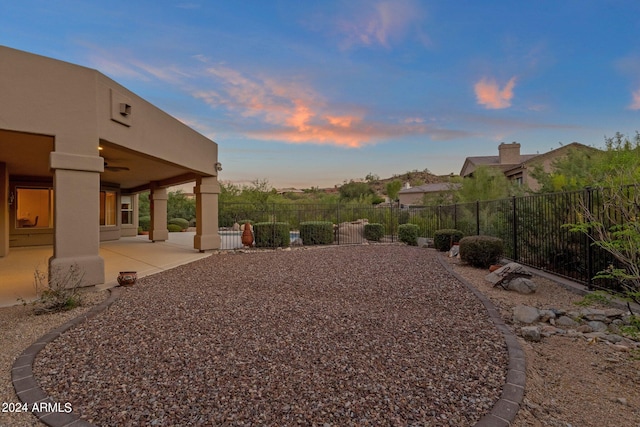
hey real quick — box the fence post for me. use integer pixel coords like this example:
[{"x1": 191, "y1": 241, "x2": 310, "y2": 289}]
[
  {"x1": 437, "y1": 205, "x2": 442, "y2": 230},
  {"x1": 585, "y1": 187, "x2": 593, "y2": 290},
  {"x1": 335, "y1": 204, "x2": 339, "y2": 245},
  {"x1": 512, "y1": 196, "x2": 518, "y2": 261},
  {"x1": 476, "y1": 200, "x2": 480, "y2": 236},
  {"x1": 454, "y1": 203, "x2": 458, "y2": 230}
]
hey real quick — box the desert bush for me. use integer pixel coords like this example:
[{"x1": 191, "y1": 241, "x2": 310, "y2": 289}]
[
  {"x1": 168, "y1": 218, "x2": 190, "y2": 230},
  {"x1": 300, "y1": 221, "x2": 333, "y2": 245},
  {"x1": 434, "y1": 229, "x2": 464, "y2": 251},
  {"x1": 20, "y1": 264, "x2": 84, "y2": 314},
  {"x1": 167, "y1": 224, "x2": 183, "y2": 232},
  {"x1": 459, "y1": 235, "x2": 504, "y2": 268},
  {"x1": 254, "y1": 222, "x2": 290, "y2": 248},
  {"x1": 364, "y1": 223, "x2": 384, "y2": 241},
  {"x1": 398, "y1": 223, "x2": 419, "y2": 245}
]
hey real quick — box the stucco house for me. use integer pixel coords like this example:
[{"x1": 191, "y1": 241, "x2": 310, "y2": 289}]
[
  {"x1": 0, "y1": 46, "x2": 221, "y2": 286},
  {"x1": 398, "y1": 182, "x2": 461, "y2": 206},
  {"x1": 460, "y1": 142, "x2": 598, "y2": 191}
]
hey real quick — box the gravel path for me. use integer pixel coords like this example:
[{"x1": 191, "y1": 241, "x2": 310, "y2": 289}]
[{"x1": 33, "y1": 245, "x2": 508, "y2": 426}]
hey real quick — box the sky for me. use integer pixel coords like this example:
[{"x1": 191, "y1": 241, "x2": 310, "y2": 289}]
[{"x1": 2, "y1": 1, "x2": 640, "y2": 189}]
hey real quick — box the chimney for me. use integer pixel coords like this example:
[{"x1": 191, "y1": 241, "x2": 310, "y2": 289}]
[{"x1": 498, "y1": 142, "x2": 521, "y2": 164}]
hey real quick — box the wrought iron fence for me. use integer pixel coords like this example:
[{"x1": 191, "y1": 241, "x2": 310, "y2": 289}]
[{"x1": 219, "y1": 185, "x2": 637, "y2": 292}]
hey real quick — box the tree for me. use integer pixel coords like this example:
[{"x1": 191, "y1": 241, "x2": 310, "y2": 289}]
[
  {"x1": 339, "y1": 180, "x2": 374, "y2": 202},
  {"x1": 167, "y1": 190, "x2": 196, "y2": 220},
  {"x1": 531, "y1": 132, "x2": 640, "y2": 192},
  {"x1": 385, "y1": 180, "x2": 402, "y2": 202},
  {"x1": 457, "y1": 166, "x2": 519, "y2": 202},
  {"x1": 567, "y1": 179, "x2": 640, "y2": 314}
]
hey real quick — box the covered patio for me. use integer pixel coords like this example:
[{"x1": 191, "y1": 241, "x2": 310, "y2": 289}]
[
  {"x1": 0, "y1": 232, "x2": 213, "y2": 307},
  {"x1": 1, "y1": 46, "x2": 221, "y2": 298}
]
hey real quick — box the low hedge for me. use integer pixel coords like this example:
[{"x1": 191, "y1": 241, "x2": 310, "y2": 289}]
[
  {"x1": 299, "y1": 221, "x2": 333, "y2": 245},
  {"x1": 168, "y1": 218, "x2": 190, "y2": 230},
  {"x1": 434, "y1": 229, "x2": 464, "y2": 251},
  {"x1": 398, "y1": 223, "x2": 419, "y2": 246},
  {"x1": 364, "y1": 223, "x2": 384, "y2": 241},
  {"x1": 459, "y1": 235, "x2": 504, "y2": 268},
  {"x1": 167, "y1": 224, "x2": 183, "y2": 232},
  {"x1": 253, "y1": 222, "x2": 290, "y2": 248}
]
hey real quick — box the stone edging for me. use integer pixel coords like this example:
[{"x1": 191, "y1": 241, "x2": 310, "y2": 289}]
[
  {"x1": 437, "y1": 257, "x2": 526, "y2": 427},
  {"x1": 11, "y1": 287, "x2": 123, "y2": 427}
]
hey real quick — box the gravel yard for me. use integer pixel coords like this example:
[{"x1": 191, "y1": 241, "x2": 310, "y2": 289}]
[{"x1": 29, "y1": 245, "x2": 507, "y2": 426}]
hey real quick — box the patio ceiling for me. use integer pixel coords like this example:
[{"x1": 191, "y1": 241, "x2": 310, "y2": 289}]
[
  {"x1": 0, "y1": 130, "x2": 201, "y2": 192},
  {"x1": 98, "y1": 141, "x2": 200, "y2": 192}
]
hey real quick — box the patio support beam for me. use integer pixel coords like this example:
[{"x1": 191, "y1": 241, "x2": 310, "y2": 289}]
[
  {"x1": 149, "y1": 184, "x2": 168, "y2": 242},
  {"x1": 49, "y1": 151, "x2": 105, "y2": 286},
  {"x1": 0, "y1": 163, "x2": 8, "y2": 257},
  {"x1": 194, "y1": 176, "x2": 221, "y2": 252}
]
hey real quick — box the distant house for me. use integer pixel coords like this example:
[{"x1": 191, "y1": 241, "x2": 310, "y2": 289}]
[
  {"x1": 398, "y1": 182, "x2": 461, "y2": 206},
  {"x1": 460, "y1": 142, "x2": 598, "y2": 191}
]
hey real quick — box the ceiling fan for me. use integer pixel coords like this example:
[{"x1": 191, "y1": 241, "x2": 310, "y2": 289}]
[{"x1": 102, "y1": 158, "x2": 130, "y2": 172}]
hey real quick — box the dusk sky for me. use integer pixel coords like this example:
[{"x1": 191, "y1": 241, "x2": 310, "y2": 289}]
[{"x1": 2, "y1": 1, "x2": 640, "y2": 188}]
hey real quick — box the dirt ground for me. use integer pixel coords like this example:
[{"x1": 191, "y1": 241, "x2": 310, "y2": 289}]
[{"x1": 444, "y1": 254, "x2": 640, "y2": 427}]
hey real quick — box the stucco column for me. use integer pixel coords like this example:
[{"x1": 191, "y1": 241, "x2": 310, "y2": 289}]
[
  {"x1": 149, "y1": 185, "x2": 168, "y2": 242},
  {"x1": 49, "y1": 152, "x2": 105, "y2": 286},
  {"x1": 0, "y1": 163, "x2": 8, "y2": 257},
  {"x1": 194, "y1": 176, "x2": 221, "y2": 252}
]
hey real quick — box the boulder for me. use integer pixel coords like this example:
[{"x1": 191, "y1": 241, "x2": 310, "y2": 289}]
[
  {"x1": 336, "y1": 219, "x2": 368, "y2": 244},
  {"x1": 521, "y1": 326, "x2": 542, "y2": 342},
  {"x1": 513, "y1": 305, "x2": 540, "y2": 324},
  {"x1": 507, "y1": 277, "x2": 538, "y2": 294},
  {"x1": 556, "y1": 316, "x2": 579, "y2": 328},
  {"x1": 485, "y1": 262, "x2": 533, "y2": 289},
  {"x1": 587, "y1": 321, "x2": 608, "y2": 332}
]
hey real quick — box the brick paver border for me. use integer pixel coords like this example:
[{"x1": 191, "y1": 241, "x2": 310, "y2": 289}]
[
  {"x1": 438, "y1": 257, "x2": 526, "y2": 427},
  {"x1": 11, "y1": 288, "x2": 122, "y2": 427}
]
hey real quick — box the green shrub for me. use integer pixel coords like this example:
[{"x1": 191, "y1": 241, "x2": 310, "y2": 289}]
[
  {"x1": 459, "y1": 235, "x2": 504, "y2": 268},
  {"x1": 434, "y1": 229, "x2": 464, "y2": 251},
  {"x1": 139, "y1": 215, "x2": 150, "y2": 232},
  {"x1": 300, "y1": 221, "x2": 333, "y2": 245},
  {"x1": 167, "y1": 224, "x2": 183, "y2": 232},
  {"x1": 253, "y1": 222, "x2": 290, "y2": 248},
  {"x1": 364, "y1": 223, "x2": 384, "y2": 241},
  {"x1": 238, "y1": 219, "x2": 253, "y2": 226},
  {"x1": 398, "y1": 223, "x2": 419, "y2": 246},
  {"x1": 168, "y1": 218, "x2": 190, "y2": 230}
]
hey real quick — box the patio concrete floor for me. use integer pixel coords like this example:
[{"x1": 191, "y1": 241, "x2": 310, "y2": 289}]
[{"x1": 0, "y1": 232, "x2": 212, "y2": 308}]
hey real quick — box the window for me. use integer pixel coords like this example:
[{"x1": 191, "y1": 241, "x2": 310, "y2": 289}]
[
  {"x1": 121, "y1": 195, "x2": 133, "y2": 225},
  {"x1": 100, "y1": 191, "x2": 117, "y2": 226},
  {"x1": 15, "y1": 187, "x2": 53, "y2": 228}
]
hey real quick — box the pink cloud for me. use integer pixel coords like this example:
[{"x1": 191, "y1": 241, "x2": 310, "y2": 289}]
[
  {"x1": 336, "y1": 0, "x2": 427, "y2": 49},
  {"x1": 474, "y1": 77, "x2": 517, "y2": 109},
  {"x1": 630, "y1": 89, "x2": 640, "y2": 110},
  {"x1": 194, "y1": 64, "x2": 468, "y2": 147}
]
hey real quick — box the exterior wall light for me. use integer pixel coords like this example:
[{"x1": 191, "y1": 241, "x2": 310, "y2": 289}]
[{"x1": 120, "y1": 103, "x2": 132, "y2": 116}]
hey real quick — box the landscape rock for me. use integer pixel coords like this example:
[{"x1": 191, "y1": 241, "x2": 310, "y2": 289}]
[
  {"x1": 513, "y1": 305, "x2": 540, "y2": 324},
  {"x1": 485, "y1": 262, "x2": 533, "y2": 289},
  {"x1": 556, "y1": 316, "x2": 579, "y2": 328},
  {"x1": 587, "y1": 320, "x2": 608, "y2": 332},
  {"x1": 507, "y1": 277, "x2": 538, "y2": 294},
  {"x1": 603, "y1": 308, "x2": 625, "y2": 318},
  {"x1": 521, "y1": 326, "x2": 542, "y2": 342},
  {"x1": 581, "y1": 308, "x2": 607, "y2": 322}
]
